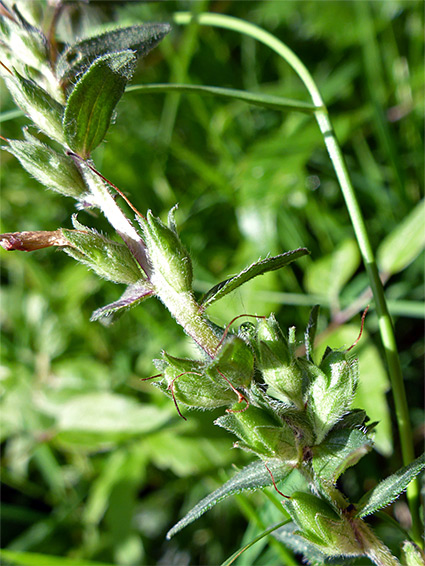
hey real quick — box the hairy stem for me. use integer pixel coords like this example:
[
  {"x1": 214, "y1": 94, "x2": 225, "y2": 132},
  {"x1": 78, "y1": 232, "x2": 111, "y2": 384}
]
[{"x1": 173, "y1": 11, "x2": 421, "y2": 546}]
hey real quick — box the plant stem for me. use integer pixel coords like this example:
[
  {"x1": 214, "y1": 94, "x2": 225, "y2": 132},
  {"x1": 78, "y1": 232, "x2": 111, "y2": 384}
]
[
  {"x1": 126, "y1": 83, "x2": 318, "y2": 113},
  {"x1": 173, "y1": 11, "x2": 422, "y2": 545}
]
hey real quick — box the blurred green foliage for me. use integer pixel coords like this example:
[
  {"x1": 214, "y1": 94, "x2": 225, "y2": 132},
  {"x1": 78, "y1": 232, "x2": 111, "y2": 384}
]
[{"x1": 1, "y1": 1, "x2": 423, "y2": 564}]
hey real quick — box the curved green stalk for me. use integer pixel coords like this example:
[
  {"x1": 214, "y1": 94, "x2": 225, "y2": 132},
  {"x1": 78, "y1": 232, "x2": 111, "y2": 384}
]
[
  {"x1": 220, "y1": 519, "x2": 293, "y2": 566},
  {"x1": 173, "y1": 11, "x2": 421, "y2": 545},
  {"x1": 126, "y1": 83, "x2": 318, "y2": 113}
]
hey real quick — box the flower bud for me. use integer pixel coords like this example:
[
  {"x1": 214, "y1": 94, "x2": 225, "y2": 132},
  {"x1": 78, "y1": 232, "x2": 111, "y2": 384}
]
[
  {"x1": 284, "y1": 492, "x2": 362, "y2": 556},
  {"x1": 215, "y1": 406, "x2": 297, "y2": 461},
  {"x1": 402, "y1": 542, "x2": 425, "y2": 566},
  {"x1": 62, "y1": 226, "x2": 146, "y2": 285},
  {"x1": 139, "y1": 209, "x2": 193, "y2": 295},
  {"x1": 207, "y1": 335, "x2": 254, "y2": 390},
  {"x1": 0, "y1": 9, "x2": 49, "y2": 75},
  {"x1": 6, "y1": 132, "x2": 87, "y2": 200},
  {"x1": 156, "y1": 352, "x2": 235, "y2": 409},
  {"x1": 304, "y1": 349, "x2": 358, "y2": 444},
  {"x1": 5, "y1": 71, "x2": 65, "y2": 144},
  {"x1": 257, "y1": 315, "x2": 304, "y2": 409}
]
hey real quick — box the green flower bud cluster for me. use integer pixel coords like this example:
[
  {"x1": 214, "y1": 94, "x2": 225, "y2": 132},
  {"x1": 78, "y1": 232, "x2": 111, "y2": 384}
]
[
  {"x1": 256, "y1": 314, "x2": 304, "y2": 409},
  {"x1": 149, "y1": 309, "x2": 364, "y2": 472}
]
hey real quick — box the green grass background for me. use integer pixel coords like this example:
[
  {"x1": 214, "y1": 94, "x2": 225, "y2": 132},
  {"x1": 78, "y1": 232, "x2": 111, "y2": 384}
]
[{"x1": 1, "y1": 1, "x2": 423, "y2": 564}]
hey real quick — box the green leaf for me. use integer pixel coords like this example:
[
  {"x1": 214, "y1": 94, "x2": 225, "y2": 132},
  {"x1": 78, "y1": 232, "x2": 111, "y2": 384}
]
[
  {"x1": 83, "y1": 448, "x2": 148, "y2": 527},
  {"x1": 377, "y1": 199, "x2": 425, "y2": 275},
  {"x1": 4, "y1": 132, "x2": 87, "y2": 199},
  {"x1": 0, "y1": 108, "x2": 25, "y2": 122},
  {"x1": 0, "y1": 549, "x2": 115, "y2": 566},
  {"x1": 201, "y1": 248, "x2": 309, "y2": 310},
  {"x1": 355, "y1": 452, "x2": 425, "y2": 518},
  {"x1": 62, "y1": 223, "x2": 145, "y2": 285},
  {"x1": 0, "y1": 7, "x2": 49, "y2": 74},
  {"x1": 5, "y1": 71, "x2": 65, "y2": 143},
  {"x1": 57, "y1": 23, "x2": 171, "y2": 83},
  {"x1": 90, "y1": 282, "x2": 154, "y2": 323},
  {"x1": 126, "y1": 83, "x2": 319, "y2": 114},
  {"x1": 312, "y1": 428, "x2": 373, "y2": 485},
  {"x1": 63, "y1": 50, "x2": 137, "y2": 158},
  {"x1": 44, "y1": 392, "x2": 171, "y2": 450},
  {"x1": 166, "y1": 459, "x2": 291, "y2": 539},
  {"x1": 304, "y1": 239, "x2": 360, "y2": 300}
]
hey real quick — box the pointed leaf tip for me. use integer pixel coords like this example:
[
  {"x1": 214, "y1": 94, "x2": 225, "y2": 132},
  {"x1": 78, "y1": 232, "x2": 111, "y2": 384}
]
[
  {"x1": 57, "y1": 23, "x2": 171, "y2": 83},
  {"x1": 356, "y1": 452, "x2": 425, "y2": 518},
  {"x1": 201, "y1": 248, "x2": 309, "y2": 310},
  {"x1": 166, "y1": 459, "x2": 291, "y2": 539}
]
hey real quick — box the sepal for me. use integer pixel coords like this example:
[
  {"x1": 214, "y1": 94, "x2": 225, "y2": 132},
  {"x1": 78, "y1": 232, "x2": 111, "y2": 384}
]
[
  {"x1": 207, "y1": 335, "x2": 254, "y2": 390},
  {"x1": 4, "y1": 132, "x2": 87, "y2": 199},
  {"x1": 90, "y1": 282, "x2": 154, "y2": 323},
  {"x1": 284, "y1": 492, "x2": 362, "y2": 556},
  {"x1": 0, "y1": 6, "x2": 49, "y2": 75},
  {"x1": 62, "y1": 223, "x2": 145, "y2": 285},
  {"x1": 401, "y1": 542, "x2": 425, "y2": 566},
  {"x1": 5, "y1": 70, "x2": 65, "y2": 143},
  {"x1": 257, "y1": 315, "x2": 304, "y2": 409},
  {"x1": 215, "y1": 406, "x2": 297, "y2": 460},
  {"x1": 154, "y1": 352, "x2": 235, "y2": 409},
  {"x1": 139, "y1": 209, "x2": 193, "y2": 295},
  {"x1": 304, "y1": 349, "x2": 358, "y2": 444}
]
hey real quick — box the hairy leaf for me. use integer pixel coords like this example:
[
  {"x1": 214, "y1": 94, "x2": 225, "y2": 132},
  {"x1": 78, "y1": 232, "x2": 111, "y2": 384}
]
[
  {"x1": 5, "y1": 133, "x2": 86, "y2": 199},
  {"x1": 63, "y1": 50, "x2": 137, "y2": 157},
  {"x1": 166, "y1": 459, "x2": 291, "y2": 539},
  {"x1": 355, "y1": 452, "x2": 425, "y2": 518},
  {"x1": 57, "y1": 23, "x2": 171, "y2": 83},
  {"x1": 201, "y1": 248, "x2": 309, "y2": 310},
  {"x1": 5, "y1": 71, "x2": 64, "y2": 143},
  {"x1": 90, "y1": 282, "x2": 154, "y2": 323},
  {"x1": 312, "y1": 429, "x2": 372, "y2": 485}
]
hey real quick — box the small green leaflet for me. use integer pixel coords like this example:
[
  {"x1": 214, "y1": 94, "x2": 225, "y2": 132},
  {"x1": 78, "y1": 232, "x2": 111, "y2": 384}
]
[
  {"x1": 201, "y1": 248, "x2": 309, "y2": 310},
  {"x1": 57, "y1": 23, "x2": 171, "y2": 83},
  {"x1": 63, "y1": 50, "x2": 136, "y2": 158},
  {"x1": 355, "y1": 452, "x2": 425, "y2": 518},
  {"x1": 166, "y1": 459, "x2": 291, "y2": 539}
]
